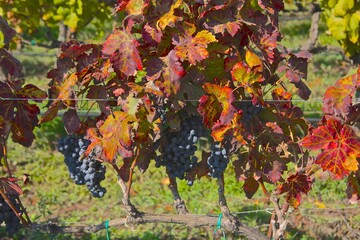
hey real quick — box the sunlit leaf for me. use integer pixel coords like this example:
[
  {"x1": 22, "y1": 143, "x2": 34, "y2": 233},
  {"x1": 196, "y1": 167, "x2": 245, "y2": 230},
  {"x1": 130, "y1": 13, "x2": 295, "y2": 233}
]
[
  {"x1": 86, "y1": 111, "x2": 136, "y2": 161},
  {"x1": 231, "y1": 61, "x2": 263, "y2": 87},
  {"x1": 300, "y1": 117, "x2": 360, "y2": 179},
  {"x1": 102, "y1": 29, "x2": 143, "y2": 76},
  {"x1": 173, "y1": 30, "x2": 217, "y2": 65},
  {"x1": 147, "y1": 50, "x2": 185, "y2": 96},
  {"x1": 156, "y1": 0, "x2": 182, "y2": 30},
  {"x1": 323, "y1": 68, "x2": 359, "y2": 117},
  {"x1": 198, "y1": 83, "x2": 236, "y2": 128}
]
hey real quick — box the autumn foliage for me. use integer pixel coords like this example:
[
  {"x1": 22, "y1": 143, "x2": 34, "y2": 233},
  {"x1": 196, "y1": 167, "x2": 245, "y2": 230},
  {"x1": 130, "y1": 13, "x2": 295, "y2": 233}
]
[{"x1": 0, "y1": 0, "x2": 359, "y2": 238}]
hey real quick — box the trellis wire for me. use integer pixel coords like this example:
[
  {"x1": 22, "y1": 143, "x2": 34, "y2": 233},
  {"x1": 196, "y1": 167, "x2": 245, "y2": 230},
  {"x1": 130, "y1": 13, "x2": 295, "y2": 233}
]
[{"x1": 1, "y1": 97, "x2": 359, "y2": 103}]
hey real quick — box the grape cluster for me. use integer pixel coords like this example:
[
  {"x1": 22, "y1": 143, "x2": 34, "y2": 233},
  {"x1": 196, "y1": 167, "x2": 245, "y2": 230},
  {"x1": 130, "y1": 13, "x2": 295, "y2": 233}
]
[
  {"x1": 155, "y1": 106, "x2": 167, "y2": 124},
  {"x1": 207, "y1": 142, "x2": 229, "y2": 178},
  {"x1": 239, "y1": 101, "x2": 263, "y2": 127},
  {"x1": 0, "y1": 195, "x2": 22, "y2": 235},
  {"x1": 155, "y1": 116, "x2": 206, "y2": 184},
  {"x1": 58, "y1": 136, "x2": 106, "y2": 198}
]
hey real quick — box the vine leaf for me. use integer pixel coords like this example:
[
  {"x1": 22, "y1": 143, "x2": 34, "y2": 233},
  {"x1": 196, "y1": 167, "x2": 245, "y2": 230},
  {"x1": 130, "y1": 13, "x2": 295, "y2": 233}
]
[
  {"x1": 277, "y1": 172, "x2": 312, "y2": 208},
  {"x1": 102, "y1": 28, "x2": 143, "y2": 77},
  {"x1": 204, "y1": 7, "x2": 241, "y2": 37},
  {"x1": 59, "y1": 43, "x2": 94, "y2": 60},
  {"x1": 245, "y1": 50, "x2": 263, "y2": 72},
  {"x1": 0, "y1": 49, "x2": 22, "y2": 78},
  {"x1": 243, "y1": 175, "x2": 259, "y2": 199},
  {"x1": 134, "y1": 98, "x2": 155, "y2": 142},
  {"x1": 124, "y1": 0, "x2": 145, "y2": 15},
  {"x1": 0, "y1": 16, "x2": 16, "y2": 46},
  {"x1": 263, "y1": 160, "x2": 286, "y2": 183},
  {"x1": 147, "y1": 50, "x2": 185, "y2": 96},
  {"x1": 231, "y1": 61, "x2": 263, "y2": 87},
  {"x1": 173, "y1": 30, "x2": 217, "y2": 65},
  {"x1": 0, "y1": 177, "x2": 23, "y2": 196},
  {"x1": 198, "y1": 83, "x2": 236, "y2": 128},
  {"x1": 143, "y1": 23, "x2": 163, "y2": 45},
  {"x1": 279, "y1": 51, "x2": 312, "y2": 100},
  {"x1": 62, "y1": 109, "x2": 81, "y2": 134},
  {"x1": 300, "y1": 117, "x2": 360, "y2": 179},
  {"x1": 347, "y1": 172, "x2": 360, "y2": 204},
  {"x1": 0, "y1": 82, "x2": 46, "y2": 147},
  {"x1": 258, "y1": 0, "x2": 284, "y2": 15},
  {"x1": 156, "y1": 0, "x2": 183, "y2": 30},
  {"x1": 86, "y1": 111, "x2": 136, "y2": 161},
  {"x1": 323, "y1": 67, "x2": 360, "y2": 117}
]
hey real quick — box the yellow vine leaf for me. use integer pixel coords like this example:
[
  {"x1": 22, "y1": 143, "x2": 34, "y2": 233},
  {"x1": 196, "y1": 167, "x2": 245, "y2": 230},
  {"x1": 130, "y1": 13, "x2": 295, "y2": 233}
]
[{"x1": 157, "y1": 0, "x2": 182, "y2": 30}]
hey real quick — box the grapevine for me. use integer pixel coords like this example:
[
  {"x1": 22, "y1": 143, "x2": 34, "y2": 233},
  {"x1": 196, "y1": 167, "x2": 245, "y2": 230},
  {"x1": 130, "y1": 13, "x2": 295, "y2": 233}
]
[{"x1": 0, "y1": 0, "x2": 359, "y2": 239}]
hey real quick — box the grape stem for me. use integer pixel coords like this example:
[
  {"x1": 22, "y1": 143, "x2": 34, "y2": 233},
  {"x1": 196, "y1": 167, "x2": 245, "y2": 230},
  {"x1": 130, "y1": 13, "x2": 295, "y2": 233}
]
[
  {"x1": 0, "y1": 188, "x2": 29, "y2": 226},
  {"x1": 126, "y1": 146, "x2": 140, "y2": 197},
  {"x1": 168, "y1": 177, "x2": 188, "y2": 214}
]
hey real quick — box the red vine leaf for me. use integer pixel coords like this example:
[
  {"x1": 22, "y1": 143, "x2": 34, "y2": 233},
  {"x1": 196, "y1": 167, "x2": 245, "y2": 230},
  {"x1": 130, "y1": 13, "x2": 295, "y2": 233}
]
[
  {"x1": 0, "y1": 82, "x2": 46, "y2": 147},
  {"x1": 277, "y1": 172, "x2": 312, "y2": 208},
  {"x1": 147, "y1": 50, "x2": 185, "y2": 96},
  {"x1": 263, "y1": 160, "x2": 286, "y2": 183},
  {"x1": 173, "y1": 30, "x2": 217, "y2": 65},
  {"x1": 258, "y1": 0, "x2": 284, "y2": 14},
  {"x1": 59, "y1": 43, "x2": 94, "y2": 60},
  {"x1": 213, "y1": 21, "x2": 241, "y2": 37},
  {"x1": 86, "y1": 111, "x2": 136, "y2": 161},
  {"x1": 243, "y1": 175, "x2": 259, "y2": 199},
  {"x1": 86, "y1": 85, "x2": 111, "y2": 115},
  {"x1": 204, "y1": 7, "x2": 241, "y2": 37},
  {"x1": 323, "y1": 68, "x2": 360, "y2": 117},
  {"x1": 62, "y1": 109, "x2": 81, "y2": 134},
  {"x1": 198, "y1": 83, "x2": 236, "y2": 129},
  {"x1": 300, "y1": 117, "x2": 360, "y2": 179},
  {"x1": 0, "y1": 177, "x2": 23, "y2": 196},
  {"x1": 143, "y1": 23, "x2": 163, "y2": 45},
  {"x1": 102, "y1": 28, "x2": 143, "y2": 77}
]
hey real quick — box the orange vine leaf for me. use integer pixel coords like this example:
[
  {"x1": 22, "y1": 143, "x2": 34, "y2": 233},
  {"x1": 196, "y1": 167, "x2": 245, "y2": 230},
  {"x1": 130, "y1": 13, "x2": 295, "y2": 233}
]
[
  {"x1": 323, "y1": 67, "x2": 360, "y2": 117},
  {"x1": 86, "y1": 111, "x2": 136, "y2": 161},
  {"x1": 300, "y1": 117, "x2": 360, "y2": 179},
  {"x1": 173, "y1": 30, "x2": 217, "y2": 65}
]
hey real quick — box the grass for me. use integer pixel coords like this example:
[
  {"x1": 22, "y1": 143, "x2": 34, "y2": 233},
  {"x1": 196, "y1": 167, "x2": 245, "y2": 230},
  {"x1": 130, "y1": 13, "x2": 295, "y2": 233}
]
[{"x1": 2, "y1": 6, "x2": 359, "y2": 239}]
